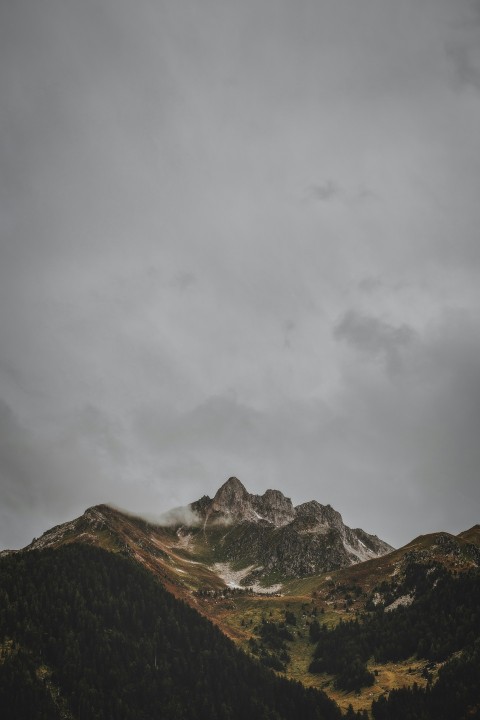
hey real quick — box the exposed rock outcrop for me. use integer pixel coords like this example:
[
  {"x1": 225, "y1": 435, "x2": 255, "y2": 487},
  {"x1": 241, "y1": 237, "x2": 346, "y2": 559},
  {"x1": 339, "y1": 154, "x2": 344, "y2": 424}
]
[
  {"x1": 189, "y1": 477, "x2": 394, "y2": 580},
  {"x1": 192, "y1": 477, "x2": 295, "y2": 527}
]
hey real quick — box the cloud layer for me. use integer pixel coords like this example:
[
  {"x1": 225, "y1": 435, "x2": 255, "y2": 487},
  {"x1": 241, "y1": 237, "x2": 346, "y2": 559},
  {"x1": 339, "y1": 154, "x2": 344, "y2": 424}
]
[{"x1": 1, "y1": 0, "x2": 480, "y2": 548}]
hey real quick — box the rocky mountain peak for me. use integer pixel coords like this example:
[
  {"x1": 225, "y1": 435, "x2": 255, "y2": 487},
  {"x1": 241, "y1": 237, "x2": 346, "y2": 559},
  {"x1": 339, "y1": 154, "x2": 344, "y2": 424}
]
[
  {"x1": 186, "y1": 477, "x2": 394, "y2": 577},
  {"x1": 198, "y1": 477, "x2": 296, "y2": 527},
  {"x1": 214, "y1": 476, "x2": 248, "y2": 499},
  {"x1": 211, "y1": 477, "x2": 249, "y2": 516},
  {"x1": 294, "y1": 500, "x2": 344, "y2": 533},
  {"x1": 256, "y1": 489, "x2": 295, "y2": 526},
  {"x1": 262, "y1": 488, "x2": 289, "y2": 505}
]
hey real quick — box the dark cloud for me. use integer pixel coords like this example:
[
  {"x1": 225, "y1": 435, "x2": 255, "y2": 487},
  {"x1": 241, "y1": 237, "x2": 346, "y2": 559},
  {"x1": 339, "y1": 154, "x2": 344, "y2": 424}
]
[
  {"x1": 171, "y1": 272, "x2": 197, "y2": 292},
  {"x1": 0, "y1": 399, "x2": 65, "y2": 548},
  {"x1": 334, "y1": 311, "x2": 417, "y2": 375},
  {"x1": 1, "y1": 0, "x2": 480, "y2": 550},
  {"x1": 0, "y1": 398, "x2": 154, "y2": 549},
  {"x1": 331, "y1": 310, "x2": 480, "y2": 539},
  {"x1": 309, "y1": 181, "x2": 340, "y2": 202},
  {"x1": 445, "y1": 0, "x2": 480, "y2": 90},
  {"x1": 447, "y1": 43, "x2": 480, "y2": 90},
  {"x1": 307, "y1": 182, "x2": 376, "y2": 206}
]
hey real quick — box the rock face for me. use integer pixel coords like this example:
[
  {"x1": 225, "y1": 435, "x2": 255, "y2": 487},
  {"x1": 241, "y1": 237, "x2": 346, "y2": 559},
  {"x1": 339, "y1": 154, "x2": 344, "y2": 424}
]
[
  {"x1": 190, "y1": 477, "x2": 393, "y2": 580},
  {"x1": 195, "y1": 477, "x2": 296, "y2": 527}
]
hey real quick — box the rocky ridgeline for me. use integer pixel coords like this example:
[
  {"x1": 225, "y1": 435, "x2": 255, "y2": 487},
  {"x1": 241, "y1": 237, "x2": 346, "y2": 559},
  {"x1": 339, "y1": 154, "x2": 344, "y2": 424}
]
[
  {"x1": 190, "y1": 477, "x2": 393, "y2": 579},
  {"x1": 193, "y1": 476, "x2": 296, "y2": 527},
  {"x1": 16, "y1": 478, "x2": 393, "y2": 584}
]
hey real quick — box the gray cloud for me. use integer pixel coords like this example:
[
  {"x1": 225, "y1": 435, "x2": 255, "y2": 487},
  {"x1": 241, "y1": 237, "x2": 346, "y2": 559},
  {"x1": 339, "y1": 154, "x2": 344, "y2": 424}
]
[
  {"x1": 0, "y1": 398, "x2": 77, "y2": 548},
  {"x1": 306, "y1": 182, "x2": 375, "y2": 205},
  {"x1": 445, "y1": 1, "x2": 480, "y2": 91},
  {"x1": 331, "y1": 309, "x2": 480, "y2": 538},
  {"x1": 448, "y1": 43, "x2": 480, "y2": 91},
  {"x1": 309, "y1": 181, "x2": 340, "y2": 202},
  {"x1": 1, "y1": 0, "x2": 480, "y2": 550},
  {"x1": 334, "y1": 310, "x2": 417, "y2": 375}
]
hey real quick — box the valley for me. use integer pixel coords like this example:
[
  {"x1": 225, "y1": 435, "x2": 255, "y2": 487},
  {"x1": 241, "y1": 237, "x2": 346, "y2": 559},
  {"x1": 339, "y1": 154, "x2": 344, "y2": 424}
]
[{"x1": 7, "y1": 476, "x2": 479, "y2": 715}]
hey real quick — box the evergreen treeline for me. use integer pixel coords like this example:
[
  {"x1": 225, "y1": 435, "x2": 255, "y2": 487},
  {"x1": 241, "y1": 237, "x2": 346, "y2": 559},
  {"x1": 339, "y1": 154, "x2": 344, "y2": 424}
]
[
  {"x1": 309, "y1": 619, "x2": 375, "y2": 692},
  {"x1": 372, "y1": 640, "x2": 480, "y2": 719},
  {"x1": 309, "y1": 563, "x2": 480, "y2": 692},
  {"x1": 0, "y1": 545, "x2": 352, "y2": 720},
  {"x1": 0, "y1": 647, "x2": 62, "y2": 720},
  {"x1": 248, "y1": 618, "x2": 294, "y2": 671}
]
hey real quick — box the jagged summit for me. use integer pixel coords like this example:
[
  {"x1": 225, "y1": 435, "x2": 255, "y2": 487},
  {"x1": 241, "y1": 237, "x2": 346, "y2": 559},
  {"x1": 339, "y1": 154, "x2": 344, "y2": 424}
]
[
  {"x1": 187, "y1": 477, "x2": 393, "y2": 578},
  {"x1": 212, "y1": 477, "x2": 249, "y2": 514},
  {"x1": 294, "y1": 501, "x2": 343, "y2": 533},
  {"x1": 192, "y1": 477, "x2": 295, "y2": 527},
  {"x1": 11, "y1": 480, "x2": 479, "y2": 598},
  {"x1": 19, "y1": 477, "x2": 393, "y2": 584},
  {"x1": 218, "y1": 476, "x2": 247, "y2": 493}
]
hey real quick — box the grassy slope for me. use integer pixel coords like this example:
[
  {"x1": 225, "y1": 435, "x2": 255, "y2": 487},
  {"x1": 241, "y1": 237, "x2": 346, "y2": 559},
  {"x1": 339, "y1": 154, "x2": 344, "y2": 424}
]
[
  {"x1": 190, "y1": 528, "x2": 480, "y2": 714},
  {"x1": 202, "y1": 592, "x2": 433, "y2": 714}
]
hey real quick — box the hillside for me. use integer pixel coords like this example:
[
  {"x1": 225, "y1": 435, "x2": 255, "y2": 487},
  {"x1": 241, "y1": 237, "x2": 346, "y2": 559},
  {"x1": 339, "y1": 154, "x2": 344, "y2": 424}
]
[
  {"x1": 4, "y1": 482, "x2": 480, "y2": 715},
  {"x1": 0, "y1": 543, "x2": 355, "y2": 720}
]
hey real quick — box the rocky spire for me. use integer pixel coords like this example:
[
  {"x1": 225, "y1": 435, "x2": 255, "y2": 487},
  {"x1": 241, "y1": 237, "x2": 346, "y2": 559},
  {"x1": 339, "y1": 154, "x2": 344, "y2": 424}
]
[
  {"x1": 255, "y1": 489, "x2": 295, "y2": 526},
  {"x1": 211, "y1": 477, "x2": 249, "y2": 515}
]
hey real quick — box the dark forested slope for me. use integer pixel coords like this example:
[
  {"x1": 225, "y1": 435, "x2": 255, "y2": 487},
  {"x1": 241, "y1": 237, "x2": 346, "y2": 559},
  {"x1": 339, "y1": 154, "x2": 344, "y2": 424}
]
[
  {"x1": 308, "y1": 560, "x2": 480, "y2": 717},
  {"x1": 0, "y1": 544, "x2": 356, "y2": 720}
]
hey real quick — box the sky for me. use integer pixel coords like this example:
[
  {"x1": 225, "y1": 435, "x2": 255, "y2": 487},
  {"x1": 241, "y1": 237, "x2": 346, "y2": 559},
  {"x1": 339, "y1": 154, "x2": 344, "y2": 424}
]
[{"x1": 1, "y1": 0, "x2": 480, "y2": 550}]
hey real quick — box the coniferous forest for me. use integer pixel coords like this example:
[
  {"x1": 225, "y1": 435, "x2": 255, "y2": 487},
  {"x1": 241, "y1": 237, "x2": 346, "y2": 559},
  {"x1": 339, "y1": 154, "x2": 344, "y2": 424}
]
[
  {"x1": 0, "y1": 544, "x2": 353, "y2": 720},
  {"x1": 2, "y1": 545, "x2": 480, "y2": 719},
  {"x1": 371, "y1": 640, "x2": 480, "y2": 719},
  {"x1": 308, "y1": 561, "x2": 480, "y2": 718}
]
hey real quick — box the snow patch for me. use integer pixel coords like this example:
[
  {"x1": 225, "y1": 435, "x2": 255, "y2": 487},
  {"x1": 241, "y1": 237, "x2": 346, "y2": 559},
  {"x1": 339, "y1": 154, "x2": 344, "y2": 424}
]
[
  {"x1": 212, "y1": 562, "x2": 283, "y2": 594},
  {"x1": 212, "y1": 562, "x2": 258, "y2": 588},
  {"x1": 343, "y1": 540, "x2": 376, "y2": 562},
  {"x1": 251, "y1": 582, "x2": 283, "y2": 595}
]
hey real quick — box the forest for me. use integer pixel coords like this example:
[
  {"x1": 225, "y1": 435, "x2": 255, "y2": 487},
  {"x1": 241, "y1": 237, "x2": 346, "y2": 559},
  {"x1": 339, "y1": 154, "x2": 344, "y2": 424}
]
[
  {"x1": 1, "y1": 546, "x2": 479, "y2": 718},
  {"x1": 308, "y1": 560, "x2": 480, "y2": 716},
  {"x1": 371, "y1": 640, "x2": 480, "y2": 719},
  {"x1": 0, "y1": 544, "x2": 360, "y2": 720}
]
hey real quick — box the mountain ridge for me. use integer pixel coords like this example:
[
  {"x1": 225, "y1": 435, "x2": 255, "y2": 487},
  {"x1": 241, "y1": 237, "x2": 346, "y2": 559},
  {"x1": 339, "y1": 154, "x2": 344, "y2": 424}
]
[
  {"x1": 188, "y1": 477, "x2": 393, "y2": 581},
  {"x1": 11, "y1": 476, "x2": 394, "y2": 594}
]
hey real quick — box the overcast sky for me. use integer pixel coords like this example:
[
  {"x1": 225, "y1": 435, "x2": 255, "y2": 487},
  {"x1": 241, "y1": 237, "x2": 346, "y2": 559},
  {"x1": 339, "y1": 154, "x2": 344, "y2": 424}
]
[{"x1": 1, "y1": 0, "x2": 480, "y2": 550}]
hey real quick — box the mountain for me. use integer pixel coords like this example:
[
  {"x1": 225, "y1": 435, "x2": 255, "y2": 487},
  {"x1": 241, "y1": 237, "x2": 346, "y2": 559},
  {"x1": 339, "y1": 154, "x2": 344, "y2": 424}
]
[
  {"x1": 20, "y1": 477, "x2": 393, "y2": 595},
  {"x1": 307, "y1": 524, "x2": 480, "y2": 614},
  {"x1": 2, "y1": 479, "x2": 480, "y2": 717},
  {"x1": 188, "y1": 477, "x2": 393, "y2": 583}
]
